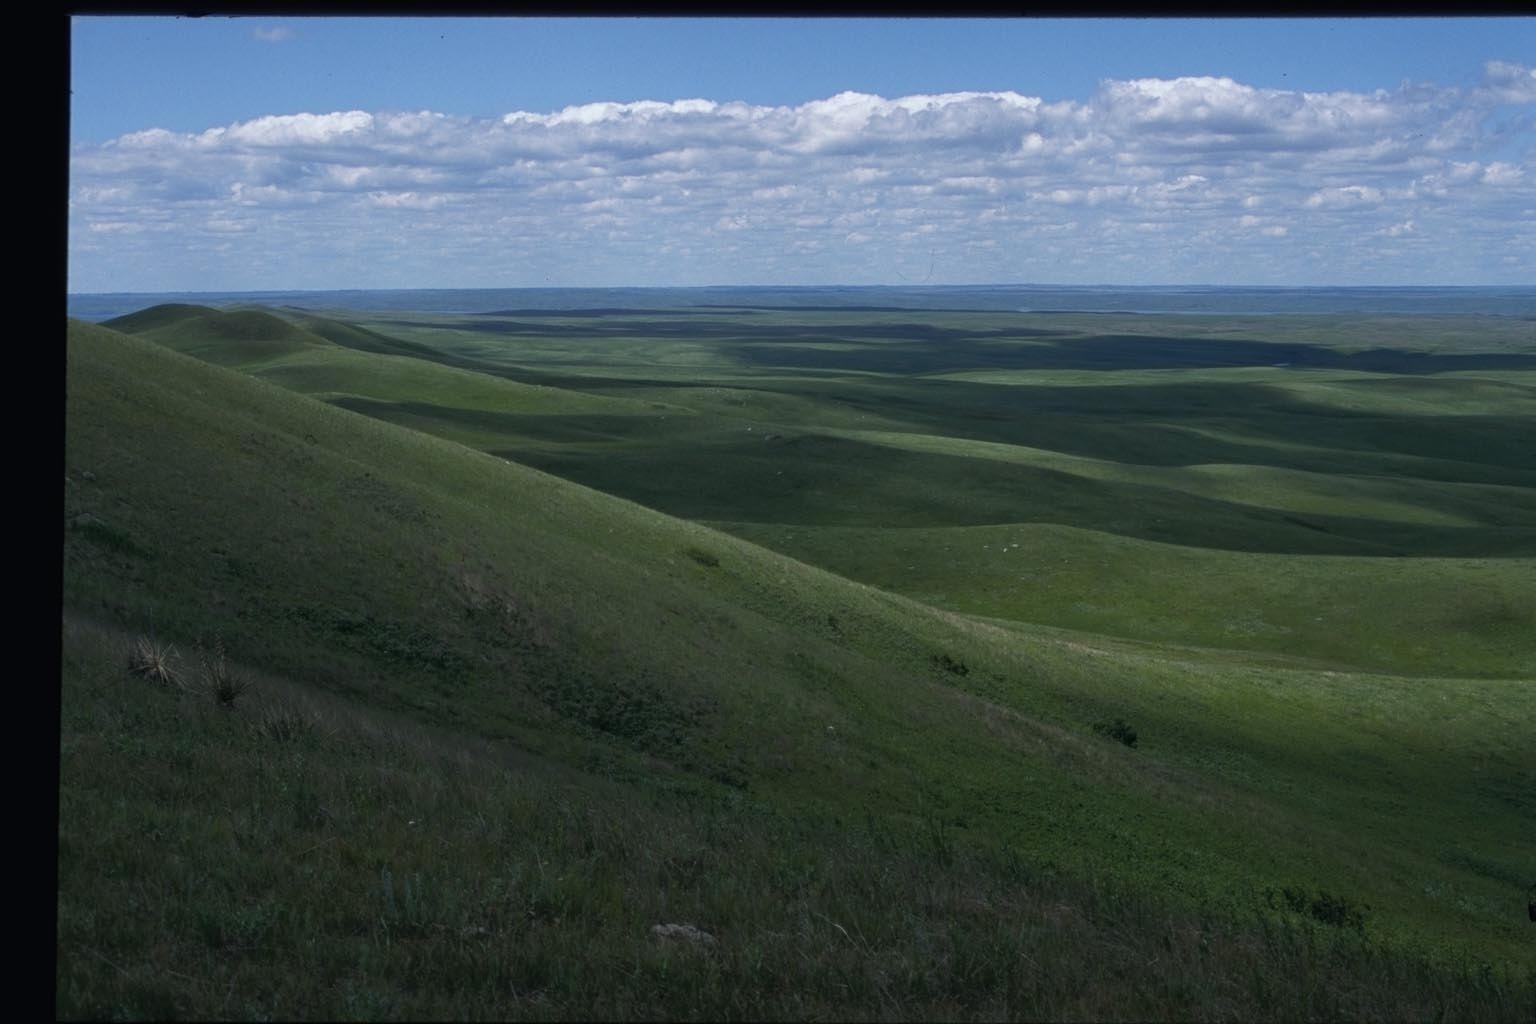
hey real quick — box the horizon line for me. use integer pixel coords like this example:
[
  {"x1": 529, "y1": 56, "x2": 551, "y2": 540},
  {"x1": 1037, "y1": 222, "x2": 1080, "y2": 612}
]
[{"x1": 67, "y1": 282, "x2": 1536, "y2": 296}]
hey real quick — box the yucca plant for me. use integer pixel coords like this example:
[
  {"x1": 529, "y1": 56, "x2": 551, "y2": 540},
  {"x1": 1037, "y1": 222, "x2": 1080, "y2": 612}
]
[
  {"x1": 253, "y1": 701, "x2": 311, "y2": 742},
  {"x1": 200, "y1": 637, "x2": 251, "y2": 708},
  {"x1": 126, "y1": 636, "x2": 182, "y2": 688}
]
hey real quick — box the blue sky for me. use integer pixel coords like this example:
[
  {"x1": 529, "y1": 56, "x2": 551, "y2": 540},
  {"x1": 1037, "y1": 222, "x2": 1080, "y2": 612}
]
[{"x1": 69, "y1": 16, "x2": 1536, "y2": 290}]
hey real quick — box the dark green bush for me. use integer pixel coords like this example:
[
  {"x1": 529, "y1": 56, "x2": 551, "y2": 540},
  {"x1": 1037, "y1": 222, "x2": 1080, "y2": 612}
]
[
  {"x1": 931, "y1": 653, "x2": 969, "y2": 676},
  {"x1": 1092, "y1": 717, "x2": 1138, "y2": 748},
  {"x1": 1264, "y1": 885, "x2": 1369, "y2": 933}
]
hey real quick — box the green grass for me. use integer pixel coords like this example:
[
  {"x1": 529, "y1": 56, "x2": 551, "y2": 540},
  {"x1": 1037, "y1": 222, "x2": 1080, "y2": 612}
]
[
  {"x1": 59, "y1": 617, "x2": 1533, "y2": 1021},
  {"x1": 710, "y1": 521, "x2": 1536, "y2": 678},
  {"x1": 104, "y1": 304, "x2": 330, "y2": 367},
  {"x1": 61, "y1": 308, "x2": 1536, "y2": 1017}
]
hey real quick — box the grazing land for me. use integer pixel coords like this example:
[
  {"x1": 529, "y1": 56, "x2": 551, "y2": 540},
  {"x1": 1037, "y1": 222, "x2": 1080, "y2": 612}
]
[{"x1": 61, "y1": 296, "x2": 1535, "y2": 1018}]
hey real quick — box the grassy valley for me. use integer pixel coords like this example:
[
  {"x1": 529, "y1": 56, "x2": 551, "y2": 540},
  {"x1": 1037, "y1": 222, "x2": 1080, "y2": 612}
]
[{"x1": 60, "y1": 302, "x2": 1536, "y2": 1019}]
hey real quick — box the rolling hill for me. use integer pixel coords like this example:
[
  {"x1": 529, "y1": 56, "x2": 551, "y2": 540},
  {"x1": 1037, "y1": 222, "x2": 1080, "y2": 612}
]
[{"x1": 60, "y1": 311, "x2": 1535, "y2": 1018}]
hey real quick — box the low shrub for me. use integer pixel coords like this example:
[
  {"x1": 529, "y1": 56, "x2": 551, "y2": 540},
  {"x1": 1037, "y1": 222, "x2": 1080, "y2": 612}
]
[
  {"x1": 1264, "y1": 885, "x2": 1369, "y2": 933},
  {"x1": 932, "y1": 653, "x2": 970, "y2": 677},
  {"x1": 1092, "y1": 717, "x2": 1138, "y2": 748}
]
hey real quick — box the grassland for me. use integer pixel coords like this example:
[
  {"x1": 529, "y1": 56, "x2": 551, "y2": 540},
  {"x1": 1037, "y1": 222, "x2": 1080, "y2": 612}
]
[
  {"x1": 61, "y1": 302, "x2": 1536, "y2": 1018},
  {"x1": 108, "y1": 302, "x2": 1536, "y2": 674}
]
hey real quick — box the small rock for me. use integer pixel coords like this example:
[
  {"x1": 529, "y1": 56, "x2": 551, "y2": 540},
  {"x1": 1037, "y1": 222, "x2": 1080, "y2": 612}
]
[
  {"x1": 651, "y1": 923, "x2": 715, "y2": 946},
  {"x1": 82, "y1": 470, "x2": 97, "y2": 482}
]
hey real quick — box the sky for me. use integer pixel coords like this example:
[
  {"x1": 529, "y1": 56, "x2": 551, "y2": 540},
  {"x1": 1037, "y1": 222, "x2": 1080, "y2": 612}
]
[{"x1": 68, "y1": 16, "x2": 1536, "y2": 291}]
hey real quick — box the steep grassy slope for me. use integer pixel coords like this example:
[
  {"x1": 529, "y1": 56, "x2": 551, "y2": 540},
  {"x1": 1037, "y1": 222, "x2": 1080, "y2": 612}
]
[{"x1": 63, "y1": 315, "x2": 1535, "y2": 1011}]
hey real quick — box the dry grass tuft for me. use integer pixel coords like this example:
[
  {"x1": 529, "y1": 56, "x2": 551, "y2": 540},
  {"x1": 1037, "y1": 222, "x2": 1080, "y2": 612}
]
[
  {"x1": 126, "y1": 636, "x2": 182, "y2": 688},
  {"x1": 253, "y1": 700, "x2": 313, "y2": 742}
]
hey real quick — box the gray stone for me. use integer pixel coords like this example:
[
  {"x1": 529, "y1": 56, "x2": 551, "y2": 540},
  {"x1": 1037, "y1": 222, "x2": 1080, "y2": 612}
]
[{"x1": 651, "y1": 923, "x2": 716, "y2": 946}]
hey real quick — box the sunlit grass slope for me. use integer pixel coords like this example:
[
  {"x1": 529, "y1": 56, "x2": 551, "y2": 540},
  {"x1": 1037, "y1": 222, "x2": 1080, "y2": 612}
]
[
  {"x1": 110, "y1": 304, "x2": 704, "y2": 455},
  {"x1": 64, "y1": 315, "x2": 1535, "y2": 1010},
  {"x1": 711, "y1": 521, "x2": 1536, "y2": 679},
  {"x1": 104, "y1": 304, "x2": 330, "y2": 367}
]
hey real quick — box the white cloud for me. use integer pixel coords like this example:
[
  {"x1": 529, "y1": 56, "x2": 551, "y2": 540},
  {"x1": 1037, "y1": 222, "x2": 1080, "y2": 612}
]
[
  {"x1": 218, "y1": 111, "x2": 375, "y2": 147},
  {"x1": 68, "y1": 65, "x2": 1536, "y2": 290},
  {"x1": 1304, "y1": 185, "x2": 1385, "y2": 209},
  {"x1": 251, "y1": 25, "x2": 296, "y2": 44},
  {"x1": 367, "y1": 191, "x2": 449, "y2": 210},
  {"x1": 1042, "y1": 185, "x2": 1134, "y2": 206},
  {"x1": 1482, "y1": 162, "x2": 1525, "y2": 185},
  {"x1": 1481, "y1": 60, "x2": 1536, "y2": 104}
]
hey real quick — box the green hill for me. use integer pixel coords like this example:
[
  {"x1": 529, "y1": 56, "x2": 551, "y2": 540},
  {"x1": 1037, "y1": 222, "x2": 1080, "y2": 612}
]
[
  {"x1": 103, "y1": 303, "x2": 331, "y2": 367},
  {"x1": 60, "y1": 316, "x2": 1534, "y2": 1018},
  {"x1": 713, "y1": 520, "x2": 1536, "y2": 678}
]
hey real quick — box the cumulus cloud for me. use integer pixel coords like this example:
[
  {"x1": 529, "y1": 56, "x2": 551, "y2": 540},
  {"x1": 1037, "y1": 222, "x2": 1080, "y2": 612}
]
[
  {"x1": 1482, "y1": 161, "x2": 1525, "y2": 185},
  {"x1": 1481, "y1": 60, "x2": 1536, "y2": 104},
  {"x1": 251, "y1": 25, "x2": 296, "y2": 43},
  {"x1": 1304, "y1": 185, "x2": 1385, "y2": 209},
  {"x1": 68, "y1": 64, "x2": 1536, "y2": 289}
]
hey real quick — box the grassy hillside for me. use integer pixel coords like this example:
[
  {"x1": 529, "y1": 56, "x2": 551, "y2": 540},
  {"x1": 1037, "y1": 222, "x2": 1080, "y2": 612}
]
[
  {"x1": 61, "y1": 313, "x2": 1535, "y2": 1017},
  {"x1": 109, "y1": 303, "x2": 1536, "y2": 678},
  {"x1": 104, "y1": 304, "x2": 331, "y2": 367},
  {"x1": 59, "y1": 616, "x2": 1529, "y2": 1021},
  {"x1": 713, "y1": 521, "x2": 1535, "y2": 678}
]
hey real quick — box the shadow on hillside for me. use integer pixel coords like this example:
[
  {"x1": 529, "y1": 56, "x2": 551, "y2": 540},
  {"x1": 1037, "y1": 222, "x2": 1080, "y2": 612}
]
[
  {"x1": 261, "y1": 311, "x2": 1536, "y2": 493},
  {"x1": 733, "y1": 335, "x2": 1536, "y2": 376},
  {"x1": 502, "y1": 429, "x2": 1536, "y2": 558},
  {"x1": 378, "y1": 317, "x2": 1075, "y2": 346},
  {"x1": 374, "y1": 316, "x2": 1536, "y2": 376},
  {"x1": 812, "y1": 378, "x2": 1536, "y2": 478}
]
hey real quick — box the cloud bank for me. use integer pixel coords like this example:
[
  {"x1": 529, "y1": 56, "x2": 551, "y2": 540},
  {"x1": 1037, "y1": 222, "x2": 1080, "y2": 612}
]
[{"x1": 69, "y1": 63, "x2": 1536, "y2": 290}]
